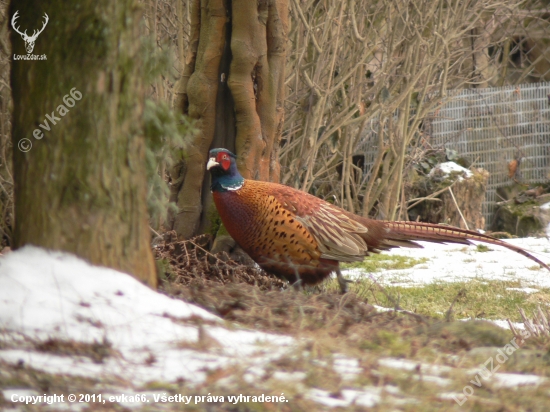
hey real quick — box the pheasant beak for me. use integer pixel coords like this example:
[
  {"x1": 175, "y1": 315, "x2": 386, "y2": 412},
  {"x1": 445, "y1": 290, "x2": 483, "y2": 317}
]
[{"x1": 206, "y1": 157, "x2": 219, "y2": 170}]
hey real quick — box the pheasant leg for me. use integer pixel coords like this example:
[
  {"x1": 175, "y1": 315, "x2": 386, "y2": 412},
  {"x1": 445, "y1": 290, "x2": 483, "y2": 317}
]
[
  {"x1": 291, "y1": 265, "x2": 303, "y2": 291},
  {"x1": 336, "y1": 268, "x2": 351, "y2": 293}
]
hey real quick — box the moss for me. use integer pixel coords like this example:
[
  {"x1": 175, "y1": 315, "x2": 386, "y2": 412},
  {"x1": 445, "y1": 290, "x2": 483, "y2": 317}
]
[
  {"x1": 341, "y1": 253, "x2": 428, "y2": 272},
  {"x1": 472, "y1": 170, "x2": 487, "y2": 184},
  {"x1": 502, "y1": 202, "x2": 542, "y2": 236},
  {"x1": 143, "y1": 97, "x2": 195, "y2": 226},
  {"x1": 360, "y1": 330, "x2": 410, "y2": 356},
  {"x1": 207, "y1": 202, "x2": 223, "y2": 237},
  {"x1": 475, "y1": 244, "x2": 491, "y2": 252},
  {"x1": 156, "y1": 257, "x2": 176, "y2": 282},
  {"x1": 509, "y1": 200, "x2": 539, "y2": 215},
  {"x1": 425, "y1": 320, "x2": 511, "y2": 348}
]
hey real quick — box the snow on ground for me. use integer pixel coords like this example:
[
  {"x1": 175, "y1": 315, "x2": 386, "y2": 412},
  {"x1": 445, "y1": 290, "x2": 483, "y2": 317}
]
[
  {"x1": 345, "y1": 237, "x2": 550, "y2": 331},
  {"x1": 332, "y1": 354, "x2": 362, "y2": 381},
  {"x1": 479, "y1": 318, "x2": 525, "y2": 330},
  {"x1": 344, "y1": 237, "x2": 550, "y2": 332},
  {"x1": 381, "y1": 357, "x2": 545, "y2": 389},
  {"x1": 378, "y1": 357, "x2": 452, "y2": 375},
  {"x1": 344, "y1": 237, "x2": 550, "y2": 289},
  {"x1": 0, "y1": 246, "x2": 293, "y2": 386},
  {"x1": 306, "y1": 387, "x2": 381, "y2": 408},
  {"x1": 505, "y1": 287, "x2": 540, "y2": 294},
  {"x1": 1, "y1": 240, "x2": 550, "y2": 408},
  {"x1": 490, "y1": 372, "x2": 546, "y2": 388}
]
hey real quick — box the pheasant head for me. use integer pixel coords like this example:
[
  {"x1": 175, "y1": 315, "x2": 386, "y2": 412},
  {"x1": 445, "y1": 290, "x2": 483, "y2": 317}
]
[{"x1": 206, "y1": 148, "x2": 244, "y2": 192}]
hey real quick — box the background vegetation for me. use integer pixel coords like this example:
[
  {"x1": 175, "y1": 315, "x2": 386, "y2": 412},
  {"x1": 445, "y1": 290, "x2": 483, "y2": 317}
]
[{"x1": 1, "y1": 0, "x2": 549, "y2": 242}]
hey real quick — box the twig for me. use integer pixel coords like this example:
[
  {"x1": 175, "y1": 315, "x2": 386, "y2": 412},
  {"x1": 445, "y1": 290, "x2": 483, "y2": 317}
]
[
  {"x1": 507, "y1": 318, "x2": 520, "y2": 338},
  {"x1": 447, "y1": 186, "x2": 469, "y2": 230},
  {"x1": 407, "y1": 197, "x2": 442, "y2": 204},
  {"x1": 369, "y1": 274, "x2": 402, "y2": 310},
  {"x1": 406, "y1": 180, "x2": 458, "y2": 211},
  {"x1": 445, "y1": 288, "x2": 466, "y2": 322},
  {"x1": 149, "y1": 226, "x2": 162, "y2": 238},
  {"x1": 291, "y1": 0, "x2": 323, "y2": 53}
]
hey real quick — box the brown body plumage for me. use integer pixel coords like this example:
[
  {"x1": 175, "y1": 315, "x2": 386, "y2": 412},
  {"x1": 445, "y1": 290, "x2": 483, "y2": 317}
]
[{"x1": 207, "y1": 148, "x2": 550, "y2": 292}]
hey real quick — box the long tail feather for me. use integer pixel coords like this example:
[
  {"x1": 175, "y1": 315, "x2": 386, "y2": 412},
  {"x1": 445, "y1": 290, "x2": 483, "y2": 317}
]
[{"x1": 382, "y1": 221, "x2": 550, "y2": 271}]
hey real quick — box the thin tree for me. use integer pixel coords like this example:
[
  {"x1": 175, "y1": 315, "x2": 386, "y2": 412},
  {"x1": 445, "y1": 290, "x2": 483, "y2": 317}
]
[{"x1": 10, "y1": 1, "x2": 157, "y2": 286}]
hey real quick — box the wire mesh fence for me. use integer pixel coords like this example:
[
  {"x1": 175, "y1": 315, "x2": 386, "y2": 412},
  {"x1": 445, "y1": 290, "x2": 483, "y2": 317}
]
[
  {"x1": 354, "y1": 82, "x2": 550, "y2": 227},
  {"x1": 430, "y1": 82, "x2": 550, "y2": 228}
]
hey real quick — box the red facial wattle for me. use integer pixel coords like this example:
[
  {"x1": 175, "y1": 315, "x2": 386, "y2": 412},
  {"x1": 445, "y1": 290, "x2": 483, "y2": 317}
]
[{"x1": 217, "y1": 152, "x2": 231, "y2": 171}]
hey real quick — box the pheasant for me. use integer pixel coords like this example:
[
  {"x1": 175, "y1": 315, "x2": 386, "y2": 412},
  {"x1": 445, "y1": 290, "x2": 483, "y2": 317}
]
[{"x1": 207, "y1": 148, "x2": 550, "y2": 292}]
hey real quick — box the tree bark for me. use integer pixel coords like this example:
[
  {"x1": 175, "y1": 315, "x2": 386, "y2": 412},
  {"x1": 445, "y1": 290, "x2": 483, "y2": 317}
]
[
  {"x1": 171, "y1": 0, "x2": 288, "y2": 239},
  {"x1": 10, "y1": 0, "x2": 157, "y2": 287}
]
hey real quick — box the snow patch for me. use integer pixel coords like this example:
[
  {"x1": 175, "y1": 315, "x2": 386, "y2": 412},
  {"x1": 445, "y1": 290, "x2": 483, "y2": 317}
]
[
  {"x1": 429, "y1": 161, "x2": 473, "y2": 181},
  {"x1": 343, "y1": 238, "x2": 550, "y2": 288},
  {"x1": 0, "y1": 247, "x2": 293, "y2": 385},
  {"x1": 272, "y1": 371, "x2": 307, "y2": 382},
  {"x1": 505, "y1": 287, "x2": 539, "y2": 294},
  {"x1": 306, "y1": 387, "x2": 381, "y2": 408},
  {"x1": 491, "y1": 373, "x2": 545, "y2": 388},
  {"x1": 378, "y1": 357, "x2": 452, "y2": 375},
  {"x1": 413, "y1": 374, "x2": 452, "y2": 386},
  {"x1": 332, "y1": 354, "x2": 362, "y2": 380}
]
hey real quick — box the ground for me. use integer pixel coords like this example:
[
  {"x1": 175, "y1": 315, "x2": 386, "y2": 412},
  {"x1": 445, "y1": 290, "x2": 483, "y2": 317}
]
[{"x1": 1, "y1": 237, "x2": 550, "y2": 411}]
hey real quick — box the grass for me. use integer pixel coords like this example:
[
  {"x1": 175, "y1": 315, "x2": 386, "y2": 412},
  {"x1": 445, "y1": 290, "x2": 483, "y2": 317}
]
[
  {"x1": 341, "y1": 253, "x2": 429, "y2": 272},
  {"x1": 322, "y1": 275, "x2": 550, "y2": 323},
  {"x1": 5, "y1": 276, "x2": 550, "y2": 411},
  {"x1": 398, "y1": 279, "x2": 549, "y2": 321},
  {"x1": 335, "y1": 253, "x2": 550, "y2": 322},
  {"x1": 5, "y1": 245, "x2": 550, "y2": 411},
  {"x1": 476, "y1": 244, "x2": 492, "y2": 252}
]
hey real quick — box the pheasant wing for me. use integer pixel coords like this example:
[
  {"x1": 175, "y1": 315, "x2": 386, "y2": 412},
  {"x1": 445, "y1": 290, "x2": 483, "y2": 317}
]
[
  {"x1": 268, "y1": 184, "x2": 371, "y2": 262},
  {"x1": 295, "y1": 202, "x2": 371, "y2": 262}
]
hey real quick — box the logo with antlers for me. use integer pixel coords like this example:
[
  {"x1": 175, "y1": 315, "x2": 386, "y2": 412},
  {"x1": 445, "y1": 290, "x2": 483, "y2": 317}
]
[{"x1": 11, "y1": 11, "x2": 49, "y2": 54}]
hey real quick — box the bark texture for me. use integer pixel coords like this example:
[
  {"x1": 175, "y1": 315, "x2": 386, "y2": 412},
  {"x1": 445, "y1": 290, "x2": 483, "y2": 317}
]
[
  {"x1": 10, "y1": 0, "x2": 156, "y2": 287},
  {"x1": 171, "y1": 0, "x2": 288, "y2": 238}
]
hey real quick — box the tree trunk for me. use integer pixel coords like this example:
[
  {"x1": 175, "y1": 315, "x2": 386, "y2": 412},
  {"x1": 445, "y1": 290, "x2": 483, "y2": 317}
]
[
  {"x1": 171, "y1": 0, "x2": 288, "y2": 239},
  {"x1": 10, "y1": 0, "x2": 157, "y2": 287}
]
